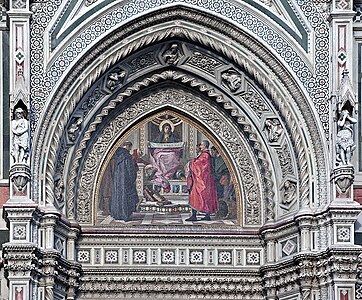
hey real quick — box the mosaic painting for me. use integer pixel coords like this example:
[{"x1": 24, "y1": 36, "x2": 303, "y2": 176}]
[{"x1": 97, "y1": 112, "x2": 238, "y2": 226}]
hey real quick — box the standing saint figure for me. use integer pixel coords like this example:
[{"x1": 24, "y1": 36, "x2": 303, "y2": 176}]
[
  {"x1": 186, "y1": 140, "x2": 218, "y2": 221},
  {"x1": 11, "y1": 107, "x2": 29, "y2": 163},
  {"x1": 210, "y1": 146, "x2": 229, "y2": 199},
  {"x1": 110, "y1": 141, "x2": 139, "y2": 221},
  {"x1": 336, "y1": 109, "x2": 357, "y2": 165}
]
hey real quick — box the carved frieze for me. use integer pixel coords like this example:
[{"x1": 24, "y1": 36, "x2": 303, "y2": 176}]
[
  {"x1": 186, "y1": 52, "x2": 223, "y2": 76},
  {"x1": 78, "y1": 271, "x2": 264, "y2": 299},
  {"x1": 239, "y1": 84, "x2": 270, "y2": 118}
]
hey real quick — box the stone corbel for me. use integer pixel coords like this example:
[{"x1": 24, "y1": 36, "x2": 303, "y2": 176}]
[
  {"x1": 331, "y1": 165, "x2": 354, "y2": 196},
  {"x1": 9, "y1": 163, "x2": 30, "y2": 196}
]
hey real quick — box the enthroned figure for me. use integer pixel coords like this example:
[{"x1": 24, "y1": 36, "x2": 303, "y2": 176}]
[{"x1": 148, "y1": 120, "x2": 184, "y2": 191}]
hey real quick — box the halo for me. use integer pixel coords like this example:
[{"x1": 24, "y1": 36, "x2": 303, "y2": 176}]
[{"x1": 159, "y1": 120, "x2": 175, "y2": 132}]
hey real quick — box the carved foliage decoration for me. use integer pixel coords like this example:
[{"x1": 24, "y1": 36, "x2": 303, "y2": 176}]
[
  {"x1": 276, "y1": 143, "x2": 294, "y2": 178},
  {"x1": 186, "y1": 52, "x2": 223, "y2": 75},
  {"x1": 239, "y1": 84, "x2": 270, "y2": 118},
  {"x1": 73, "y1": 89, "x2": 263, "y2": 225}
]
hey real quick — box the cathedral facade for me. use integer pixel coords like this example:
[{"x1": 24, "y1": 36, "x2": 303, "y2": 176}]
[{"x1": 1, "y1": 0, "x2": 362, "y2": 299}]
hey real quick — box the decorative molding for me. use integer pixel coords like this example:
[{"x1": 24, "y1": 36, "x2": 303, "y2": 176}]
[
  {"x1": 30, "y1": 6, "x2": 327, "y2": 210},
  {"x1": 71, "y1": 87, "x2": 265, "y2": 226}
]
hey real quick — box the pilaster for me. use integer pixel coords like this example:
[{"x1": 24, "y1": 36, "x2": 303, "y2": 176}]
[
  {"x1": 330, "y1": 0, "x2": 358, "y2": 199},
  {"x1": 2, "y1": 1, "x2": 37, "y2": 299},
  {"x1": 2, "y1": 204, "x2": 40, "y2": 300}
]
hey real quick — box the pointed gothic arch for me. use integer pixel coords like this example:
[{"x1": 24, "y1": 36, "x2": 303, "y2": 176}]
[
  {"x1": 31, "y1": 8, "x2": 328, "y2": 228},
  {"x1": 35, "y1": 9, "x2": 326, "y2": 219}
]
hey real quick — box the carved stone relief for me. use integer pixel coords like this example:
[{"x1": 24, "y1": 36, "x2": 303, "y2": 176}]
[
  {"x1": 221, "y1": 69, "x2": 243, "y2": 93},
  {"x1": 67, "y1": 116, "x2": 83, "y2": 144},
  {"x1": 276, "y1": 143, "x2": 295, "y2": 179},
  {"x1": 280, "y1": 180, "x2": 297, "y2": 211},
  {"x1": 127, "y1": 51, "x2": 157, "y2": 76},
  {"x1": 186, "y1": 52, "x2": 223, "y2": 76},
  {"x1": 264, "y1": 118, "x2": 283, "y2": 143},
  {"x1": 239, "y1": 83, "x2": 270, "y2": 118},
  {"x1": 104, "y1": 67, "x2": 126, "y2": 92},
  {"x1": 162, "y1": 43, "x2": 183, "y2": 65}
]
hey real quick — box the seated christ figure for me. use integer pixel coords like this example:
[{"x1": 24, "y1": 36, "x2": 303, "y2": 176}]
[{"x1": 148, "y1": 120, "x2": 184, "y2": 192}]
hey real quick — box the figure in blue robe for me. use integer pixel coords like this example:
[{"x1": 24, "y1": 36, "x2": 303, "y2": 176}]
[{"x1": 110, "y1": 142, "x2": 139, "y2": 221}]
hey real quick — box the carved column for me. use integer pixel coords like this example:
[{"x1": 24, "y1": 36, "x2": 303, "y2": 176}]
[
  {"x1": 296, "y1": 215, "x2": 313, "y2": 252},
  {"x1": 261, "y1": 229, "x2": 276, "y2": 263},
  {"x1": 67, "y1": 227, "x2": 80, "y2": 262},
  {"x1": 7, "y1": 0, "x2": 31, "y2": 198},
  {"x1": 329, "y1": 4, "x2": 362, "y2": 299},
  {"x1": 41, "y1": 213, "x2": 59, "y2": 300}
]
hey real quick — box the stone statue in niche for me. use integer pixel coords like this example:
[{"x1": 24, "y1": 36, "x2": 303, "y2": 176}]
[
  {"x1": 162, "y1": 44, "x2": 182, "y2": 65},
  {"x1": 106, "y1": 68, "x2": 126, "y2": 91},
  {"x1": 336, "y1": 109, "x2": 357, "y2": 166},
  {"x1": 282, "y1": 180, "x2": 296, "y2": 205},
  {"x1": 221, "y1": 70, "x2": 243, "y2": 92},
  {"x1": 11, "y1": 107, "x2": 29, "y2": 164},
  {"x1": 264, "y1": 119, "x2": 283, "y2": 142}
]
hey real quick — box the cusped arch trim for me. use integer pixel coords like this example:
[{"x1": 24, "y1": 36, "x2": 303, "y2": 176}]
[
  {"x1": 73, "y1": 87, "x2": 264, "y2": 228},
  {"x1": 64, "y1": 72, "x2": 277, "y2": 226},
  {"x1": 33, "y1": 7, "x2": 327, "y2": 215}
]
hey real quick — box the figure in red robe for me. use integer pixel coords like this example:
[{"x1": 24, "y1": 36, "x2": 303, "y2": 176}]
[{"x1": 186, "y1": 140, "x2": 218, "y2": 221}]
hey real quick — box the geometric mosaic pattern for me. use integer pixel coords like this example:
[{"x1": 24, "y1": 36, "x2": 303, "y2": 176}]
[{"x1": 76, "y1": 247, "x2": 263, "y2": 267}]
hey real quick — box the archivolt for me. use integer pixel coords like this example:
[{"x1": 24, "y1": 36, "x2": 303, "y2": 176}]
[
  {"x1": 33, "y1": 7, "x2": 327, "y2": 217},
  {"x1": 65, "y1": 73, "x2": 273, "y2": 226}
]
